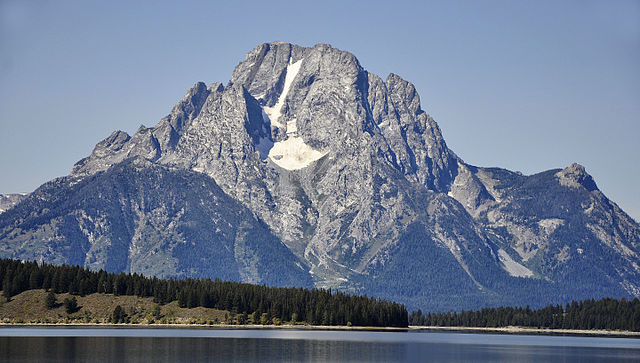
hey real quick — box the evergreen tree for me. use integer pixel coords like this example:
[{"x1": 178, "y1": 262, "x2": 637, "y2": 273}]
[
  {"x1": 63, "y1": 297, "x2": 78, "y2": 314},
  {"x1": 151, "y1": 303, "x2": 162, "y2": 319},
  {"x1": 112, "y1": 305, "x2": 126, "y2": 323},
  {"x1": 45, "y1": 291, "x2": 57, "y2": 309}
]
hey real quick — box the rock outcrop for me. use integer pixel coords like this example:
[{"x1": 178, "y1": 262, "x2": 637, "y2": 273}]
[{"x1": 0, "y1": 193, "x2": 28, "y2": 214}]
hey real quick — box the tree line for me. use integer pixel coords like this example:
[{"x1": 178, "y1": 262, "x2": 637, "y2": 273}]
[
  {"x1": 409, "y1": 298, "x2": 640, "y2": 332},
  {"x1": 0, "y1": 258, "x2": 407, "y2": 327}
]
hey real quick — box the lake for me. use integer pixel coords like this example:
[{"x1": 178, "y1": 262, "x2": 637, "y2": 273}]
[{"x1": 1, "y1": 327, "x2": 639, "y2": 362}]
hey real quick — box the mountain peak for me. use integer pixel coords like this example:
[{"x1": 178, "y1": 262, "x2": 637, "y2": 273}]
[
  {"x1": 556, "y1": 163, "x2": 598, "y2": 191},
  {"x1": 2, "y1": 42, "x2": 638, "y2": 312}
]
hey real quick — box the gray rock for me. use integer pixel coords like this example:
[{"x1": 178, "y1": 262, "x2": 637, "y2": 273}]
[{"x1": 0, "y1": 193, "x2": 28, "y2": 214}]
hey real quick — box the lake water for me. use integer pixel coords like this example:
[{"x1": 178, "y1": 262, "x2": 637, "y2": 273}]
[{"x1": 1, "y1": 327, "x2": 639, "y2": 362}]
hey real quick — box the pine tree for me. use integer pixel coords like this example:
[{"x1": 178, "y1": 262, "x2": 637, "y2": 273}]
[
  {"x1": 45, "y1": 291, "x2": 57, "y2": 309},
  {"x1": 64, "y1": 297, "x2": 78, "y2": 314},
  {"x1": 112, "y1": 305, "x2": 126, "y2": 323}
]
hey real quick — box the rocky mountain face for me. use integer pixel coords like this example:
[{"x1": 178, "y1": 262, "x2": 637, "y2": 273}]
[
  {"x1": 1, "y1": 42, "x2": 638, "y2": 311},
  {"x1": 0, "y1": 193, "x2": 28, "y2": 214},
  {"x1": 0, "y1": 159, "x2": 312, "y2": 288}
]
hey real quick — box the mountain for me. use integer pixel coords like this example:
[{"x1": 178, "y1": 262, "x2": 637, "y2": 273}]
[
  {"x1": 1, "y1": 42, "x2": 638, "y2": 311},
  {"x1": 0, "y1": 193, "x2": 28, "y2": 214},
  {"x1": 0, "y1": 159, "x2": 311, "y2": 288}
]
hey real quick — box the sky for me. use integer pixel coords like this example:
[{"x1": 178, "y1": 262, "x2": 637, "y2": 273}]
[{"x1": 0, "y1": 0, "x2": 638, "y2": 221}]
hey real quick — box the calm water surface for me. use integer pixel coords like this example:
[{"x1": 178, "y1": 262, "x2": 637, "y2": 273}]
[{"x1": 1, "y1": 327, "x2": 639, "y2": 362}]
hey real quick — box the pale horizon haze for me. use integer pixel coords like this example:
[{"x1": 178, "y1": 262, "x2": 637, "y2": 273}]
[{"x1": 1, "y1": 0, "x2": 638, "y2": 221}]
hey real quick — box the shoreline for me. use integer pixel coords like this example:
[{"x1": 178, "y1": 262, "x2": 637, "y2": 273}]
[
  {"x1": 1, "y1": 322, "x2": 639, "y2": 337},
  {"x1": 410, "y1": 325, "x2": 640, "y2": 337},
  {"x1": 0, "y1": 322, "x2": 407, "y2": 332}
]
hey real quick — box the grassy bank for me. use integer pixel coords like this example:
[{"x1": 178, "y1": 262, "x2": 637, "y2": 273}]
[
  {"x1": 0, "y1": 289, "x2": 228, "y2": 325},
  {"x1": 0, "y1": 289, "x2": 404, "y2": 330}
]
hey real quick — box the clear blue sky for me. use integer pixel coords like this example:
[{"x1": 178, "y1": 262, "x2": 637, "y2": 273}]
[{"x1": 1, "y1": 0, "x2": 639, "y2": 221}]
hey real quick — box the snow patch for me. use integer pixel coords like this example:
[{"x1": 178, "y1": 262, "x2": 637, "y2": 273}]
[
  {"x1": 268, "y1": 137, "x2": 328, "y2": 170},
  {"x1": 286, "y1": 119, "x2": 298, "y2": 136},
  {"x1": 257, "y1": 57, "x2": 328, "y2": 170},
  {"x1": 263, "y1": 59, "x2": 302, "y2": 128},
  {"x1": 498, "y1": 249, "x2": 534, "y2": 278}
]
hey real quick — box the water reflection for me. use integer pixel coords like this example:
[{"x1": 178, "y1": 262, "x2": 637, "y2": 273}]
[{"x1": 0, "y1": 329, "x2": 638, "y2": 362}]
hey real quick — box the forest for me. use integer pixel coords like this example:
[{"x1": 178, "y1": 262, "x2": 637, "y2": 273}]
[
  {"x1": 409, "y1": 298, "x2": 640, "y2": 332},
  {"x1": 0, "y1": 258, "x2": 408, "y2": 327},
  {"x1": 3, "y1": 258, "x2": 637, "y2": 331}
]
